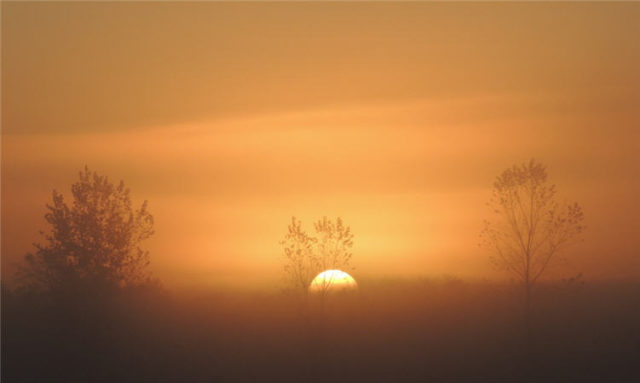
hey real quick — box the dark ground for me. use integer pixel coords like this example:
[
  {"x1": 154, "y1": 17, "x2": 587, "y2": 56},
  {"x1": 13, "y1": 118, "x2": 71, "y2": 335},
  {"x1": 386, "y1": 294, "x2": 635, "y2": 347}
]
[{"x1": 3, "y1": 277, "x2": 639, "y2": 382}]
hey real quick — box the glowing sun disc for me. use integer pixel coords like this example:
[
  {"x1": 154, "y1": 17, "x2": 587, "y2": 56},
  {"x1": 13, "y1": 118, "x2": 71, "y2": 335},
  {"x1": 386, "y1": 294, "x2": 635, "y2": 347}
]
[{"x1": 309, "y1": 269, "x2": 357, "y2": 293}]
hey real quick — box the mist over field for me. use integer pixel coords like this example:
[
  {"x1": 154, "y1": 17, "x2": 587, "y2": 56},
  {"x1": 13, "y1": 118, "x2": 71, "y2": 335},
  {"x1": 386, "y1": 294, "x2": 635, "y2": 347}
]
[
  {"x1": 4, "y1": 278, "x2": 640, "y2": 382},
  {"x1": 2, "y1": 2, "x2": 640, "y2": 382}
]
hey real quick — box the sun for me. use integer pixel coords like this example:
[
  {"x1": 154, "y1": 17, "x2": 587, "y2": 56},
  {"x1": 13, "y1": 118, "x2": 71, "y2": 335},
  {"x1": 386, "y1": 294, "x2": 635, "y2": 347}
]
[{"x1": 309, "y1": 269, "x2": 358, "y2": 293}]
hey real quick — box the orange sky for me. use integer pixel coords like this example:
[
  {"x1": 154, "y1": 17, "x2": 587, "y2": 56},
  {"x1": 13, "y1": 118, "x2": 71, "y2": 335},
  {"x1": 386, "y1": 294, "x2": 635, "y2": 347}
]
[{"x1": 2, "y1": 2, "x2": 639, "y2": 288}]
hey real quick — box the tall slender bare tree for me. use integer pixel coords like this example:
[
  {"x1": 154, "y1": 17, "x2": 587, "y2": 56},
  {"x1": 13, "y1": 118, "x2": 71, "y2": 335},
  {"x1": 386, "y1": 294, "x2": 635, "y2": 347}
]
[{"x1": 481, "y1": 160, "x2": 585, "y2": 332}]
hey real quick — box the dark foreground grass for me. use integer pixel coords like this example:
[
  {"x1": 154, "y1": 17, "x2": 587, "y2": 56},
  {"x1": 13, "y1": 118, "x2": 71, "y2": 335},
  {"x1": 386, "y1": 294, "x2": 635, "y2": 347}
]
[{"x1": 3, "y1": 278, "x2": 639, "y2": 382}]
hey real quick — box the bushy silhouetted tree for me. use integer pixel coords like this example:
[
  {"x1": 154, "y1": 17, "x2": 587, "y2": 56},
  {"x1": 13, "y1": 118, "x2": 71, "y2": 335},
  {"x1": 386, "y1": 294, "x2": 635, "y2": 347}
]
[
  {"x1": 481, "y1": 159, "x2": 585, "y2": 333},
  {"x1": 314, "y1": 217, "x2": 354, "y2": 273},
  {"x1": 18, "y1": 167, "x2": 154, "y2": 295},
  {"x1": 281, "y1": 217, "x2": 319, "y2": 295},
  {"x1": 280, "y1": 216, "x2": 354, "y2": 296}
]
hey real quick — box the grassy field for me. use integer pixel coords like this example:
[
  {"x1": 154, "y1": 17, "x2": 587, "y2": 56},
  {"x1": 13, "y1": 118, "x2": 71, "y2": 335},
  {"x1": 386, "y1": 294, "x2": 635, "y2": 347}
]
[{"x1": 3, "y1": 277, "x2": 639, "y2": 382}]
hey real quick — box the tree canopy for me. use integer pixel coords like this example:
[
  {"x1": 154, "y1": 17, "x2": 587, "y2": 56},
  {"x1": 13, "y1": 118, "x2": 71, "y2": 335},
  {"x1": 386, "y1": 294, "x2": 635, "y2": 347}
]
[
  {"x1": 281, "y1": 216, "x2": 354, "y2": 295},
  {"x1": 481, "y1": 160, "x2": 585, "y2": 286},
  {"x1": 19, "y1": 167, "x2": 154, "y2": 294}
]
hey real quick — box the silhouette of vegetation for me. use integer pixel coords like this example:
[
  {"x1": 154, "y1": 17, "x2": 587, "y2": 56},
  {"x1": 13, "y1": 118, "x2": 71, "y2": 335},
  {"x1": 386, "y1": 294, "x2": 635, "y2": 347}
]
[
  {"x1": 17, "y1": 166, "x2": 155, "y2": 296},
  {"x1": 481, "y1": 159, "x2": 585, "y2": 334},
  {"x1": 5, "y1": 165, "x2": 640, "y2": 383},
  {"x1": 280, "y1": 216, "x2": 354, "y2": 296},
  {"x1": 281, "y1": 217, "x2": 318, "y2": 295},
  {"x1": 314, "y1": 217, "x2": 354, "y2": 273}
]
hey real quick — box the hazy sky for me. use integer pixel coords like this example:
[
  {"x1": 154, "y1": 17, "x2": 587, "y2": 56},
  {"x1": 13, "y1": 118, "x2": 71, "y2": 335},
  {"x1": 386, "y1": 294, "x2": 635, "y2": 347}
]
[{"x1": 2, "y1": 2, "x2": 639, "y2": 288}]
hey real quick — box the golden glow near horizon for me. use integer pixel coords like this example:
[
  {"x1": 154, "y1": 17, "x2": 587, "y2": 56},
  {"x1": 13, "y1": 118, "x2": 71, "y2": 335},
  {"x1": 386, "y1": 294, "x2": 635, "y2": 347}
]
[
  {"x1": 2, "y1": 2, "x2": 640, "y2": 288},
  {"x1": 309, "y1": 270, "x2": 358, "y2": 293}
]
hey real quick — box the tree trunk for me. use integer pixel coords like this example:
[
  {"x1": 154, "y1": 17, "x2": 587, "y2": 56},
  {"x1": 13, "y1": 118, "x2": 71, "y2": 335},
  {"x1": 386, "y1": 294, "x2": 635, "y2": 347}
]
[{"x1": 524, "y1": 281, "x2": 532, "y2": 352}]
